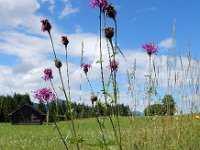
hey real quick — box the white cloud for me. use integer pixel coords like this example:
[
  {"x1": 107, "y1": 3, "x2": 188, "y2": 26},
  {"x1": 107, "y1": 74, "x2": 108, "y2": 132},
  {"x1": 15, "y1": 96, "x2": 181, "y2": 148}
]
[
  {"x1": 59, "y1": 3, "x2": 78, "y2": 19},
  {"x1": 159, "y1": 38, "x2": 174, "y2": 49},
  {"x1": 0, "y1": 0, "x2": 41, "y2": 33}
]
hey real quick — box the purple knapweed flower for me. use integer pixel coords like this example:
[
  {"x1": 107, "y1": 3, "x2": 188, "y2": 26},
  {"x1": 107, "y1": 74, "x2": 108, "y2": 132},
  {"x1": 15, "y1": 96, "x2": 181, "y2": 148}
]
[
  {"x1": 89, "y1": 0, "x2": 108, "y2": 11},
  {"x1": 108, "y1": 60, "x2": 119, "y2": 72},
  {"x1": 41, "y1": 19, "x2": 52, "y2": 32},
  {"x1": 61, "y1": 36, "x2": 69, "y2": 47},
  {"x1": 34, "y1": 87, "x2": 56, "y2": 104},
  {"x1": 142, "y1": 43, "x2": 159, "y2": 55},
  {"x1": 81, "y1": 63, "x2": 91, "y2": 74},
  {"x1": 42, "y1": 68, "x2": 53, "y2": 81}
]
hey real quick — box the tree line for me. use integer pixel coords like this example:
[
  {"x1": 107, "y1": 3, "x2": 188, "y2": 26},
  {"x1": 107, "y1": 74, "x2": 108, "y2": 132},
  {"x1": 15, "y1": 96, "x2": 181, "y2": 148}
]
[
  {"x1": 0, "y1": 94, "x2": 131, "y2": 122},
  {"x1": 144, "y1": 94, "x2": 176, "y2": 116}
]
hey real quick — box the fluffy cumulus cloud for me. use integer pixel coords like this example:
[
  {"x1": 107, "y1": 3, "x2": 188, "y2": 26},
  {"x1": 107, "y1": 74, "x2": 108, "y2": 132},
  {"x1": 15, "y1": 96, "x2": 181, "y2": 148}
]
[
  {"x1": 159, "y1": 38, "x2": 174, "y2": 49},
  {"x1": 59, "y1": 3, "x2": 78, "y2": 19},
  {"x1": 0, "y1": 0, "x2": 41, "y2": 33}
]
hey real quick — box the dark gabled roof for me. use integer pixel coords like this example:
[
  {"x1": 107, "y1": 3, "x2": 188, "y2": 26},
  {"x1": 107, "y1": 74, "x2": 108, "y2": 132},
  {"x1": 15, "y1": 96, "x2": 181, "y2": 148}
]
[{"x1": 8, "y1": 103, "x2": 45, "y2": 116}]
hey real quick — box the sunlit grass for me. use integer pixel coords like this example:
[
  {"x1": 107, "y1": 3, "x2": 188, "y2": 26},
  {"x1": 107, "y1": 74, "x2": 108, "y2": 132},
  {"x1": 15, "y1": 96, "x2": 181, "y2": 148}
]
[{"x1": 0, "y1": 115, "x2": 200, "y2": 149}]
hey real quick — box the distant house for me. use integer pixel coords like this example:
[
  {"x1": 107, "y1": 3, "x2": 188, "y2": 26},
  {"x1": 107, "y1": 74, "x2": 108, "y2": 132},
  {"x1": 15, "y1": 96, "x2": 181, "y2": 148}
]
[{"x1": 9, "y1": 103, "x2": 45, "y2": 125}]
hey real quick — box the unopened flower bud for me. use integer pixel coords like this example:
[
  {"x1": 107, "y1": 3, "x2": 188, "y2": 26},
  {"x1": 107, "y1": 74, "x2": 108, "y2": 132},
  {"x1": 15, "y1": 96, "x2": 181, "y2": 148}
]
[
  {"x1": 41, "y1": 19, "x2": 52, "y2": 32},
  {"x1": 104, "y1": 27, "x2": 114, "y2": 39},
  {"x1": 55, "y1": 60, "x2": 62, "y2": 68},
  {"x1": 61, "y1": 36, "x2": 69, "y2": 47},
  {"x1": 91, "y1": 95, "x2": 97, "y2": 104},
  {"x1": 106, "y1": 4, "x2": 117, "y2": 19}
]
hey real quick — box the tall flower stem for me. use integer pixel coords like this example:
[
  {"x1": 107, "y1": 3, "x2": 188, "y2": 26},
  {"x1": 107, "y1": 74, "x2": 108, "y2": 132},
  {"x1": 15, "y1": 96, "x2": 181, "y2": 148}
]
[
  {"x1": 99, "y1": 9, "x2": 107, "y2": 104},
  {"x1": 96, "y1": 116, "x2": 107, "y2": 149},
  {"x1": 49, "y1": 79, "x2": 59, "y2": 119},
  {"x1": 65, "y1": 46, "x2": 71, "y2": 100},
  {"x1": 79, "y1": 43, "x2": 84, "y2": 102},
  {"x1": 45, "y1": 22, "x2": 79, "y2": 149},
  {"x1": 114, "y1": 18, "x2": 117, "y2": 51},
  {"x1": 85, "y1": 74, "x2": 94, "y2": 94},
  {"x1": 108, "y1": 39, "x2": 122, "y2": 150},
  {"x1": 85, "y1": 76, "x2": 108, "y2": 149},
  {"x1": 53, "y1": 120, "x2": 69, "y2": 150},
  {"x1": 148, "y1": 55, "x2": 152, "y2": 115},
  {"x1": 57, "y1": 67, "x2": 80, "y2": 149},
  {"x1": 48, "y1": 31, "x2": 57, "y2": 60}
]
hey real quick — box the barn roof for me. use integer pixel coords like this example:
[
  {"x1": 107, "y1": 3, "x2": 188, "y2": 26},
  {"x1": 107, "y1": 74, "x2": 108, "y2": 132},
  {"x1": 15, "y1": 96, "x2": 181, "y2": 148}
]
[{"x1": 8, "y1": 103, "x2": 45, "y2": 116}]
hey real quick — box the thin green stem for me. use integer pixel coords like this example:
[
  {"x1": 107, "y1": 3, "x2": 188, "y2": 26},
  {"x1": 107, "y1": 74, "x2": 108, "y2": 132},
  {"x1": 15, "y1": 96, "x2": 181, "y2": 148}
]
[
  {"x1": 108, "y1": 39, "x2": 122, "y2": 149},
  {"x1": 65, "y1": 46, "x2": 71, "y2": 100},
  {"x1": 58, "y1": 68, "x2": 68, "y2": 102},
  {"x1": 109, "y1": 115, "x2": 122, "y2": 150},
  {"x1": 53, "y1": 120, "x2": 69, "y2": 150},
  {"x1": 99, "y1": 9, "x2": 107, "y2": 104},
  {"x1": 114, "y1": 18, "x2": 117, "y2": 52},
  {"x1": 85, "y1": 74, "x2": 94, "y2": 94},
  {"x1": 49, "y1": 79, "x2": 59, "y2": 119},
  {"x1": 79, "y1": 43, "x2": 84, "y2": 102},
  {"x1": 58, "y1": 67, "x2": 80, "y2": 150},
  {"x1": 48, "y1": 31, "x2": 57, "y2": 60}
]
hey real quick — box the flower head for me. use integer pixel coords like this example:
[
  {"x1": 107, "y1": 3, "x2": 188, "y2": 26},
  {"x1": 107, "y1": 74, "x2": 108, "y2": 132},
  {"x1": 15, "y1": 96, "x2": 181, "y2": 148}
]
[
  {"x1": 61, "y1": 36, "x2": 69, "y2": 47},
  {"x1": 81, "y1": 63, "x2": 91, "y2": 74},
  {"x1": 104, "y1": 27, "x2": 114, "y2": 39},
  {"x1": 106, "y1": 4, "x2": 117, "y2": 19},
  {"x1": 89, "y1": 0, "x2": 108, "y2": 11},
  {"x1": 34, "y1": 87, "x2": 56, "y2": 104},
  {"x1": 108, "y1": 60, "x2": 119, "y2": 72},
  {"x1": 42, "y1": 68, "x2": 53, "y2": 81},
  {"x1": 91, "y1": 94, "x2": 98, "y2": 104},
  {"x1": 142, "y1": 43, "x2": 159, "y2": 55},
  {"x1": 41, "y1": 19, "x2": 52, "y2": 32},
  {"x1": 55, "y1": 60, "x2": 62, "y2": 68}
]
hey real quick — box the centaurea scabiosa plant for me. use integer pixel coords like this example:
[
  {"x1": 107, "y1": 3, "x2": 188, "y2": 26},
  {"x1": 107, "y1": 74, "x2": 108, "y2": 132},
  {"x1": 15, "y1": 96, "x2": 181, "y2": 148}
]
[
  {"x1": 90, "y1": 0, "x2": 108, "y2": 105},
  {"x1": 81, "y1": 63, "x2": 94, "y2": 94},
  {"x1": 104, "y1": 25, "x2": 122, "y2": 150},
  {"x1": 61, "y1": 36, "x2": 71, "y2": 100},
  {"x1": 142, "y1": 42, "x2": 159, "y2": 115},
  {"x1": 81, "y1": 61, "x2": 107, "y2": 148},
  {"x1": 34, "y1": 87, "x2": 56, "y2": 104},
  {"x1": 40, "y1": 19, "x2": 80, "y2": 150},
  {"x1": 108, "y1": 60, "x2": 119, "y2": 72},
  {"x1": 90, "y1": 1, "x2": 123, "y2": 149},
  {"x1": 42, "y1": 68, "x2": 62, "y2": 119},
  {"x1": 34, "y1": 87, "x2": 56, "y2": 124},
  {"x1": 34, "y1": 86, "x2": 69, "y2": 149},
  {"x1": 89, "y1": 0, "x2": 108, "y2": 11}
]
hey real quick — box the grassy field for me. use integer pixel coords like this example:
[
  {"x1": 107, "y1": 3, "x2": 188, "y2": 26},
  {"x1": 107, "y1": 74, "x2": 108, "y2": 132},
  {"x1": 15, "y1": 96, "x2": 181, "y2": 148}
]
[{"x1": 0, "y1": 116, "x2": 200, "y2": 150}]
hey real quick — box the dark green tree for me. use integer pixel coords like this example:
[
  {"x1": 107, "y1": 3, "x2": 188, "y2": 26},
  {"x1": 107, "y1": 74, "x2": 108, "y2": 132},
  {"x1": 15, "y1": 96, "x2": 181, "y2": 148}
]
[
  {"x1": 144, "y1": 94, "x2": 176, "y2": 116},
  {"x1": 162, "y1": 94, "x2": 176, "y2": 115},
  {"x1": 144, "y1": 104, "x2": 165, "y2": 116},
  {"x1": 38, "y1": 101, "x2": 46, "y2": 114}
]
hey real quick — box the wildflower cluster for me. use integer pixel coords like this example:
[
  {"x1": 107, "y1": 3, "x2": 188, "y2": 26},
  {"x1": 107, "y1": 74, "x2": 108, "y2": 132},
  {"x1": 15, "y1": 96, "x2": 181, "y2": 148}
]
[{"x1": 33, "y1": 1, "x2": 160, "y2": 149}]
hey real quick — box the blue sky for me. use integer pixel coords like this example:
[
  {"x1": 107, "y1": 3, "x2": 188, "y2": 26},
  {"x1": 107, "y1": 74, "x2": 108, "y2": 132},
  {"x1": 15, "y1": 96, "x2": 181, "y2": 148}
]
[{"x1": 0, "y1": 0, "x2": 199, "y2": 113}]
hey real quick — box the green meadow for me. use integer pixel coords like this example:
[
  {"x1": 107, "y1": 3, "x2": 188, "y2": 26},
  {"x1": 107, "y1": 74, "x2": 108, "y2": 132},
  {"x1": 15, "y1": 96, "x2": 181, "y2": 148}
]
[{"x1": 0, "y1": 116, "x2": 200, "y2": 150}]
